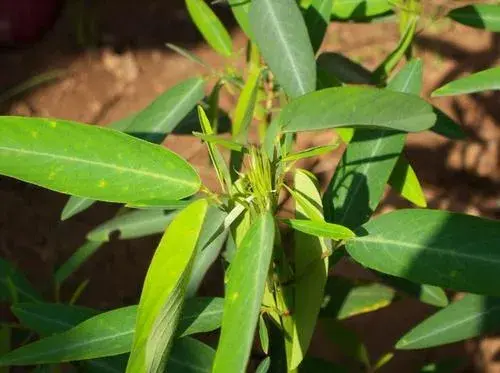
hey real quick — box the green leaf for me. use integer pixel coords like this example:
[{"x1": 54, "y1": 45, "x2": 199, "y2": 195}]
[
  {"x1": 283, "y1": 219, "x2": 355, "y2": 241},
  {"x1": 397, "y1": 294, "x2": 500, "y2": 350},
  {"x1": 285, "y1": 170, "x2": 329, "y2": 369},
  {"x1": 432, "y1": 67, "x2": 500, "y2": 97},
  {"x1": 379, "y1": 275, "x2": 448, "y2": 308},
  {"x1": 193, "y1": 133, "x2": 246, "y2": 152},
  {"x1": 84, "y1": 355, "x2": 128, "y2": 373},
  {"x1": 86, "y1": 209, "x2": 178, "y2": 242},
  {"x1": 250, "y1": 0, "x2": 316, "y2": 98},
  {"x1": 325, "y1": 322, "x2": 370, "y2": 368},
  {"x1": 165, "y1": 43, "x2": 211, "y2": 69},
  {"x1": 0, "y1": 70, "x2": 64, "y2": 104},
  {"x1": 0, "y1": 117, "x2": 200, "y2": 203},
  {"x1": 331, "y1": 0, "x2": 392, "y2": 21},
  {"x1": 346, "y1": 209, "x2": 500, "y2": 296},
  {"x1": 0, "y1": 258, "x2": 41, "y2": 303},
  {"x1": 126, "y1": 199, "x2": 208, "y2": 373},
  {"x1": 185, "y1": 0, "x2": 233, "y2": 57},
  {"x1": 305, "y1": 0, "x2": 334, "y2": 52},
  {"x1": 2, "y1": 297, "x2": 223, "y2": 366},
  {"x1": 11, "y1": 303, "x2": 98, "y2": 336},
  {"x1": 447, "y1": 4, "x2": 500, "y2": 32},
  {"x1": 256, "y1": 357, "x2": 271, "y2": 373},
  {"x1": 126, "y1": 77, "x2": 206, "y2": 143},
  {"x1": 166, "y1": 337, "x2": 215, "y2": 373},
  {"x1": 281, "y1": 87, "x2": 436, "y2": 133},
  {"x1": 388, "y1": 155, "x2": 427, "y2": 208},
  {"x1": 227, "y1": 0, "x2": 252, "y2": 38},
  {"x1": 418, "y1": 358, "x2": 464, "y2": 373},
  {"x1": 61, "y1": 197, "x2": 95, "y2": 221},
  {"x1": 431, "y1": 108, "x2": 466, "y2": 140},
  {"x1": 317, "y1": 52, "x2": 373, "y2": 84},
  {"x1": 258, "y1": 316, "x2": 269, "y2": 354},
  {"x1": 232, "y1": 68, "x2": 261, "y2": 141},
  {"x1": 282, "y1": 144, "x2": 338, "y2": 163},
  {"x1": 213, "y1": 213, "x2": 275, "y2": 373}
]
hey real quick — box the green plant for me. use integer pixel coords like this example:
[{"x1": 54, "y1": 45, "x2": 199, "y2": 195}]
[{"x1": 0, "y1": 1, "x2": 499, "y2": 372}]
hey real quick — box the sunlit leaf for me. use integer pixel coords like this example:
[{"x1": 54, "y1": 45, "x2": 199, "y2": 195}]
[
  {"x1": 388, "y1": 155, "x2": 427, "y2": 208},
  {"x1": 232, "y1": 68, "x2": 261, "y2": 141},
  {"x1": 432, "y1": 67, "x2": 500, "y2": 97},
  {"x1": 283, "y1": 219, "x2": 355, "y2": 241},
  {"x1": 227, "y1": 0, "x2": 252, "y2": 38},
  {"x1": 250, "y1": 0, "x2": 316, "y2": 98},
  {"x1": 282, "y1": 144, "x2": 338, "y2": 163},
  {"x1": 331, "y1": 0, "x2": 393, "y2": 21},
  {"x1": 447, "y1": 4, "x2": 500, "y2": 32}
]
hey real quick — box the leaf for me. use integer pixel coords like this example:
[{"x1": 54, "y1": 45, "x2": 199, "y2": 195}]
[
  {"x1": 322, "y1": 280, "x2": 395, "y2": 320},
  {"x1": 250, "y1": 0, "x2": 316, "y2": 98},
  {"x1": 283, "y1": 219, "x2": 355, "y2": 241},
  {"x1": 61, "y1": 197, "x2": 95, "y2": 221},
  {"x1": 285, "y1": 170, "x2": 329, "y2": 369},
  {"x1": 0, "y1": 70, "x2": 65, "y2": 104},
  {"x1": 0, "y1": 117, "x2": 200, "y2": 203},
  {"x1": 212, "y1": 213, "x2": 275, "y2": 373},
  {"x1": 165, "y1": 43, "x2": 211, "y2": 69},
  {"x1": 227, "y1": 0, "x2": 252, "y2": 38},
  {"x1": 373, "y1": 352, "x2": 394, "y2": 372},
  {"x1": 258, "y1": 316, "x2": 269, "y2": 354},
  {"x1": 388, "y1": 155, "x2": 427, "y2": 208},
  {"x1": 185, "y1": 0, "x2": 233, "y2": 57},
  {"x1": 325, "y1": 322, "x2": 370, "y2": 368},
  {"x1": 305, "y1": 0, "x2": 334, "y2": 52},
  {"x1": 2, "y1": 298, "x2": 223, "y2": 366},
  {"x1": 126, "y1": 77, "x2": 206, "y2": 143},
  {"x1": 193, "y1": 133, "x2": 246, "y2": 152},
  {"x1": 0, "y1": 306, "x2": 137, "y2": 366},
  {"x1": 86, "y1": 209, "x2": 178, "y2": 242},
  {"x1": 432, "y1": 67, "x2": 500, "y2": 97},
  {"x1": 281, "y1": 86, "x2": 436, "y2": 133},
  {"x1": 282, "y1": 144, "x2": 338, "y2": 163},
  {"x1": 447, "y1": 4, "x2": 500, "y2": 32},
  {"x1": 232, "y1": 68, "x2": 261, "y2": 141},
  {"x1": 431, "y1": 108, "x2": 465, "y2": 140},
  {"x1": 126, "y1": 199, "x2": 208, "y2": 373},
  {"x1": 397, "y1": 294, "x2": 500, "y2": 350},
  {"x1": 84, "y1": 355, "x2": 128, "y2": 373},
  {"x1": 331, "y1": 0, "x2": 392, "y2": 21},
  {"x1": 346, "y1": 209, "x2": 500, "y2": 296},
  {"x1": 0, "y1": 258, "x2": 41, "y2": 303},
  {"x1": 317, "y1": 52, "x2": 373, "y2": 84},
  {"x1": 11, "y1": 303, "x2": 98, "y2": 336},
  {"x1": 256, "y1": 357, "x2": 271, "y2": 373},
  {"x1": 166, "y1": 337, "x2": 215, "y2": 373}
]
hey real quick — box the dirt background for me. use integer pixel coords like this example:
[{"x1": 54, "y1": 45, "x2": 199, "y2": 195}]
[{"x1": 0, "y1": 0, "x2": 499, "y2": 372}]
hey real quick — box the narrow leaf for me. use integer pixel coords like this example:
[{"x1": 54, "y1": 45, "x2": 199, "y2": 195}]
[
  {"x1": 86, "y1": 209, "x2": 178, "y2": 242},
  {"x1": 185, "y1": 0, "x2": 233, "y2": 57},
  {"x1": 397, "y1": 294, "x2": 500, "y2": 349},
  {"x1": 283, "y1": 219, "x2": 355, "y2": 241},
  {"x1": 227, "y1": 0, "x2": 252, "y2": 38},
  {"x1": 305, "y1": 0, "x2": 334, "y2": 52},
  {"x1": 331, "y1": 0, "x2": 392, "y2": 21},
  {"x1": 61, "y1": 197, "x2": 95, "y2": 221},
  {"x1": 0, "y1": 259, "x2": 41, "y2": 303},
  {"x1": 317, "y1": 52, "x2": 373, "y2": 84},
  {"x1": 282, "y1": 144, "x2": 338, "y2": 163},
  {"x1": 448, "y1": 4, "x2": 500, "y2": 32},
  {"x1": 193, "y1": 133, "x2": 246, "y2": 152},
  {"x1": 388, "y1": 155, "x2": 427, "y2": 208},
  {"x1": 256, "y1": 357, "x2": 271, "y2": 373},
  {"x1": 0, "y1": 117, "x2": 200, "y2": 203},
  {"x1": 166, "y1": 43, "x2": 211, "y2": 69},
  {"x1": 432, "y1": 67, "x2": 500, "y2": 97},
  {"x1": 258, "y1": 316, "x2": 269, "y2": 354},
  {"x1": 232, "y1": 68, "x2": 261, "y2": 141},
  {"x1": 126, "y1": 199, "x2": 208, "y2": 373},
  {"x1": 250, "y1": 0, "x2": 316, "y2": 98},
  {"x1": 281, "y1": 87, "x2": 436, "y2": 133},
  {"x1": 346, "y1": 209, "x2": 500, "y2": 296},
  {"x1": 212, "y1": 213, "x2": 275, "y2": 373}
]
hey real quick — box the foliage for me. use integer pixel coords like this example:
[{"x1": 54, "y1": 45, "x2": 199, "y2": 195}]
[{"x1": 0, "y1": 0, "x2": 499, "y2": 372}]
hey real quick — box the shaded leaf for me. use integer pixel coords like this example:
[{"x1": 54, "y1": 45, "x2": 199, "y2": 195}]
[
  {"x1": 388, "y1": 155, "x2": 427, "y2": 208},
  {"x1": 61, "y1": 196, "x2": 95, "y2": 221},
  {"x1": 232, "y1": 68, "x2": 261, "y2": 141},
  {"x1": 0, "y1": 259, "x2": 41, "y2": 303},
  {"x1": 228, "y1": 0, "x2": 252, "y2": 38},
  {"x1": 250, "y1": 0, "x2": 316, "y2": 98},
  {"x1": 193, "y1": 133, "x2": 246, "y2": 152},
  {"x1": 325, "y1": 322, "x2": 370, "y2": 368},
  {"x1": 126, "y1": 199, "x2": 208, "y2": 373},
  {"x1": 165, "y1": 43, "x2": 211, "y2": 69},
  {"x1": 432, "y1": 67, "x2": 500, "y2": 97},
  {"x1": 397, "y1": 294, "x2": 500, "y2": 350},
  {"x1": 298, "y1": 357, "x2": 348, "y2": 372},
  {"x1": 317, "y1": 52, "x2": 373, "y2": 84},
  {"x1": 281, "y1": 87, "x2": 436, "y2": 133},
  {"x1": 0, "y1": 117, "x2": 200, "y2": 203},
  {"x1": 448, "y1": 4, "x2": 500, "y2": 32},
  {"x1": 258, "y1": 316, "x2": 269, "y2": 354},
  {"x1": 256, "y1": 357, "x2": 271, "y2": 373},
  {"x1": 213, "y1": 213, "x2": 275, "y2": 373},
  {"x1": 346, "y1": 209, "x2": 500, "y2": 296},
  {"x1": 305, "y1": 0, "x2": 334, "y2": 52},
  {"x1": 186, "y1": 0, "x2": 233, "y2": 57},
  {"x1": 379, "y1": 274, "x2": 448, "y2": 307}
]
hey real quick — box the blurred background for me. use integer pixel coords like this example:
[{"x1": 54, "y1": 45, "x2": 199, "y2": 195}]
[{"x1": 0, "y1": 0, "x2": 499, "y2": 371}]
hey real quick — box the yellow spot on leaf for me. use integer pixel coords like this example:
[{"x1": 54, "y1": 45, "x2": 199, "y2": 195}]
[
  {"x1": 230, "y1": 292, "x2": 239, "y2": 301},
  {"x1": 98, "y1": 180, "x2": 108, "y2": 188},
  {"x1": 31, "y1": 131, "x2": 39, "y2": 138},
  {"x1": 48, "y1": 171, "x2": 57, "y2": 180},
  {"x1": 49, "y1": 121, "x2": 57, "y2": 128}
]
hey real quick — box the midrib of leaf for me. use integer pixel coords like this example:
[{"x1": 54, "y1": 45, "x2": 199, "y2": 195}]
[
  {"x1": 0, "y1": 146, "x2": 195, "y2": 188},
  {"x1": 0, "y1": 278, "x2": 39, "y2": 303},
  {"x1": 262, "y1": 0, "x2": 307, "y2": 95},
  {"x1": 354, "y1": 236, "x2": 500, "y2": 266},
  {"x1": 13, "y1": 309, "x2": 88, "y2": 331},
  {"x1": 400, "y1": 304, "x2": 500, "y2": 346},
  {"x1": 201, "y1": 13, "x2": 229, "y2": 55}
]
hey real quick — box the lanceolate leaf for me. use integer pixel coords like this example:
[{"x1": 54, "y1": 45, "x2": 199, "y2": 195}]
[
  {"x1": 0, "y1": 117, "x2": 200, "y2": 203},
  {"x1": 2, "y1": 298, "x2": 223, "y2": 366},
  {"x1": 232, "y1": 68, "x2": 261, "y2": 141},
  {"x1": 213, "y1": 213, "x2": 275, "y2": 373},
  {"x1": 346, "y1": 209, "x2": 500, "y2": 296},
  {"x1": 432, "y1": 67, "x2": 500, "y2": 97},
  {"x1": 388, "y1": 155, "x2": 427, "y2": 208},
  {"x1": 228, "y1": 0, "x2": 252, "y2": 38},
  {"x1": 126, "y1": 199, "x2": 208, "y2": 373},
  {"x1": 282, "y1": 144, "x2": 338, "y2": 163},
  {"x1": 283, "y1": 219, "x2": 355, "y2": 241},
  {"x1": 0, "y1": 258, "x2": 41, "y2": 303},
  {"x1": 286, "y1": 170, "x2": 329, "y2": 369},
  {"x1": 87, "y1": 209, "x2": 178, "y2": 242},
  {"x1": 281, "y1": 87, "x2": 436, "y2": 133},
  {"x1": 317, "y1": 52, "x2": 373, "y2": 84},
  {"x1": 447, "y1": 4, "x2": 500, "y2": 32},
  {"x1": 397, "y1": 294, "x2": 500, "y2": 350},
  {"x1": 166, "y1": 337, "x2": 215, "y2": 373},
  {"x1": 305, "y1": 0, "x2": 334, "y2": 52},
  {"x1": 250, "y1": 0, "x2": 317, "y2": 98},
  {"x1": 61, "y1": 197, "x2": 95, "y2": 221},
  {"x1": 185, "y1": 0, "x2": 233, "y2": 57},
  {"x1": 165, "y1": 43, "x2": 211, "y2": 69},
  {"x1": 331, "y1": 0, "x2": 392, "y2": 21}
]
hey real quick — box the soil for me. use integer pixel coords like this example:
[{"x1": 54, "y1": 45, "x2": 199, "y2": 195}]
[{"x1": 0, "y1": 0, "x2": 499, "y2": 372}]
